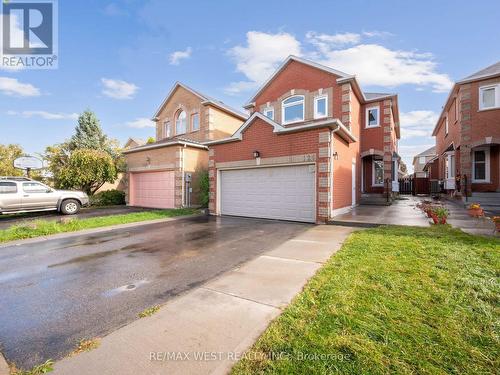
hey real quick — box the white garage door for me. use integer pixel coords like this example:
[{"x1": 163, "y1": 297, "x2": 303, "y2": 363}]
[
  {"x1": 130, "y1": 171, "x2": 175, "y2": 209},
  {"x1": 220, "y1": 164, "x2": 316, "y2": 223}
]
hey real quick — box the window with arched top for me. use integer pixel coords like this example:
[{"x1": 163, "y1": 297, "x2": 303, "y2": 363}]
[
  {"x1": 282, "y1": 95, "x2": 304, "y2": 124},
  {"x1": 175, "y1": 110, "x2": 187, "y2": 135}
]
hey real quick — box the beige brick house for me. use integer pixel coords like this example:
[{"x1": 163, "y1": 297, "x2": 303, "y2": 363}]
[{"x1": 123, "y1": 82, "x2": 247, "y2": 208}]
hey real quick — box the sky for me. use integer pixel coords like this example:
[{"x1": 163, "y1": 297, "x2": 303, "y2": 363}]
[{"x1": 1, "y1": 0, "x2": 499, "y2": 172}]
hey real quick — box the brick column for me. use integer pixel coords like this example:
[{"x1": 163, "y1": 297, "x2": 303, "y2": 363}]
[
  {"x1": 174, "y1": 147, "x2": 184, "y2": 207},
  {"x1": 382, "y1": 99, "x2": 393, "y2": 196},
  {"x1": 208, "y1": 148, "x2": 216, "y2": 214},
  {"x1": 341, "y1": 83, "x2": 352, "y2": 131},
  {"x1": 317, "y1": 131, "x2": 332, "y2": 222},
  {"x1": 458, "y1": 85, "x2": 472, "y2": 195}
]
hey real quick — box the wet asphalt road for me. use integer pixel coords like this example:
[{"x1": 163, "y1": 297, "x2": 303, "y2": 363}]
[
  {"x1": 0, "y1": 215, "x2": 310, "y2": 370},
  {"x1": 0, "y1": 206, "x2": 149, "y2": 230}
]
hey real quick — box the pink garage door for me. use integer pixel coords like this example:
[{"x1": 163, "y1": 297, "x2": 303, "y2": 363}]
[{"x1": 130, "y1": 171, "x2": 175, "y2": 209}]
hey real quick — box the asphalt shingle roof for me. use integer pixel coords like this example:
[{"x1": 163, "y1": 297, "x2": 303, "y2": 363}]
[{"x1": 458, "y1": 61, "x2": 500, "y2": 83}]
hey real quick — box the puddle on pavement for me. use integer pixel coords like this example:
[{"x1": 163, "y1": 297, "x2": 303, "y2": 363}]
[{"x1": 102, "y1": 279, "x2": 150, "y2": 297}]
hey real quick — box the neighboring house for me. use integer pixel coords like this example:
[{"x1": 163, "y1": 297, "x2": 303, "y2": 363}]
[
  {"x1": 124, "y1": 138, "x2": 145, "y2": 149},
  {"x1": 207, "y1": 56, "x2": 400, "y2": 223},
  {"x1": 431, "y1": 61, "x2": 500, "y2": 199},
  {"x1": 412, "y1": 146, "x2": 436, "y2": 177},
  {"x1": 123, "y1": 82, "x2": 247, "y2": 208}
]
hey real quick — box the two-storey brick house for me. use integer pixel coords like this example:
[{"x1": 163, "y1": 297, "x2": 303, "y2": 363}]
[
  {"x1": 432, "y1": 61, "x2": 500, "y2": 209},
  {"x1": 123, "y1": 82, "x2": 246, "y2": 208},
  {"x1": 207, "y1": 56, "x2": 400, "y2": 223}
]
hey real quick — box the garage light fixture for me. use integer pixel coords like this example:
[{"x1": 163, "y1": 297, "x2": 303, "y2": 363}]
[{"x1": 253, "y1": 151, "x2": 260, "y2": 158}]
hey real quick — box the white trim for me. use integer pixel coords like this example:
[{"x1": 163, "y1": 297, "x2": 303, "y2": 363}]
[
  {"x1": 282, "y1": 95, "x2": 305, "y2": 125},
  {"x1": 122, "y1": 140, "x2": 207, "y2": 154},
  {"x1": 472, "y1": 146, "x2": 491, "y2": 183},
  {"x1": 263, "y1": 107, "x2": 274, "y2": 120},
  {"x1": 245, "y1": 55, "x2": 352, "y2": 106},
  {"x1": 365, "y1": 106, "x2": 380, "y2": 128},
  {"x1": 332, "y1": 204, "x2": 355, "y2": 217},
  {"x1": 372, "y1": 158, "x2": 384, "y2": 186},
  {"x1": 479, "y1": 84, "x2": 499, "y2": 110},
  {"x1": 445, "y1": 116, "x2": 449, "y2": 135},
  {"x1": 314, "y1": 95, "x2": 328, "y2": 119}
]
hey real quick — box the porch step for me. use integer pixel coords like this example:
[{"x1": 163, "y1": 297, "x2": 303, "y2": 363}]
[{"x1": 360, "y1": 194, "x2": 391, "y2": 206}]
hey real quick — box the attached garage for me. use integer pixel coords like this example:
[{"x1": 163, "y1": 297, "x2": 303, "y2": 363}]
[
  {"x1": 130, "y1": 171, "x2": 175, "y2": 209},
  {"x1": 219, "y1": 164, "x2": 316, "y2": 223}
]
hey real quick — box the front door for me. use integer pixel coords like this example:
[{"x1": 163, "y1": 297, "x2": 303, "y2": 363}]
[{"x1": 352, "y1": 161, "x2": 356, "y2": 206}]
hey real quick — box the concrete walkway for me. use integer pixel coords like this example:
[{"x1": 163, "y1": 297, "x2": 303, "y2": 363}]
[
  {"x1": 330, "y1": 196, "x2": 430, "y2": 227},
  {"x1": 441, "y1": 199, "x2": 498, "y2": 237},
  {"x1": 50, "y1": 225, "x2": 355, "y2": 375}
]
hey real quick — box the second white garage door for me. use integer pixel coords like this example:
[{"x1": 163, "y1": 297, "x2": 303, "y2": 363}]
[{"x1": 220, "y1": 164, "x2": 316, "y2": 223}]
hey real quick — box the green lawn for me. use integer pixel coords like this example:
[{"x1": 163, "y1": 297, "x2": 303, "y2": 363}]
[
  {"x1": 0, "y1": 208, "x2": 197, "y2": 243},
  {"x1": 232, "y1": 225, "x2": 500, "y2": 374}
]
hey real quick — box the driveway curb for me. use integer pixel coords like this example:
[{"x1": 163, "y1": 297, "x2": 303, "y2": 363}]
[{"x1": 0, "y1": 213, "x2": 204, "y2": 248}]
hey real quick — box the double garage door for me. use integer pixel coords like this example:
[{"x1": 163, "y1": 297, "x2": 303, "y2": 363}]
[
  {"x1": 220, "y1": 164, "x2": 316, "y2": 223},
  {"x1": 130, "y1": 171, "x2": 175, "y2": 209}
]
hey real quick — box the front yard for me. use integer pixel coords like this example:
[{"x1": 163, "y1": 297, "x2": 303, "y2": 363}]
[
  {"x1": 232, "y1": 225, "x2": 499, "y2": 374},
  {"x1": 0, "y1": 208, "x2": 197, "y2": 243}
]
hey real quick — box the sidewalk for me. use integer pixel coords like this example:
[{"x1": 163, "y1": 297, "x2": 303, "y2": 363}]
[
  {"x1": 51, "y1": 225, "x2": 355, "y2": 375},
  {"x1": 442, "y1": 199, "x2": 498, "y2": 237}
]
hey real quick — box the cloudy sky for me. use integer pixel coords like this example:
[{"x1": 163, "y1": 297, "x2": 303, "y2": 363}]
[{"x1": 1, "y1": 0, "x2": 498, "y2": 171}]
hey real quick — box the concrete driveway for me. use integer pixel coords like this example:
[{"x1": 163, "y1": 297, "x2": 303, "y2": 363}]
[
  {"x1": 0, "y1": 206, "x2": 149, "y2": 230},
  {"x1": 0, "y1": 215, "x2": 310, "y2": 370}
]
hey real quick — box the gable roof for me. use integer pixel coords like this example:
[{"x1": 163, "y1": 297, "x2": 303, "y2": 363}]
[
  {"x1": 122, "y1": 135, "x2": 207, "y2": 154},
  {"x1": 205, "y1": 112, "x2": 356, "y2": 145},
  {"x1": 415, "y1": 146, "x2": 436, "y2": 157},
  {"x1": 457, "y1": 61, "x2": 500, "y2": 84},
  {"x1": 244, "y1": 55, "x2": 354, "y2": 107},
  {"x1": 364, "y1": 92, "x2": 394, "y2": 101},
  {"x1": 153, "y1": 82, "x2": 248, "y2": 120},
  {"x1": 433, "y1": 61, "x2": 500, "y2": 135}
]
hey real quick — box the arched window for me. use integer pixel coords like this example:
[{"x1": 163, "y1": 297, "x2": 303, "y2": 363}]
[
  {"x1": 282, "y1": 95, "x2": 304, "y2": 124},
  {"x1": 175, "y1": 110, "x2": 187, "y2": 135}
]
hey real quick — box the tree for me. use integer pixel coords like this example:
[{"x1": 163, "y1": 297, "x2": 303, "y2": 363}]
[
  {"x1": 45, "y1": 110, "x2": 124, "y2": 194},
  {"x1": 57, "y1": 149, "x2": 117, "y2": 195},
  {"x1": 0, "y1": 144, "x2": 24, "y2": 176},
  {"x1": 146, "y1": 136, "x2": 155, "y2": 144},
  {"x1": 69, "y1": 110, "x2": 109, "y2": 152}
]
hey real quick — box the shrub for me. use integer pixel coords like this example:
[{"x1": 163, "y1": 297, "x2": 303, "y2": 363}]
[
  {"x1": 90, "y1": 189, "x2": 125, "y2": 206},
  {"x1": 199, "y1": 171, "x2": 209, "y2": 208}
]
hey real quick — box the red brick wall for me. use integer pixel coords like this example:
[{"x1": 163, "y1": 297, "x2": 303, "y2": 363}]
[
  {"x1": 360, "y1": 102, "x2": 384, "y2": 152},
  {"x1": 209, "y1": 119, "x2": 329, "y2": 222},
  {"x1": 332, "y1": 134, "x2": 361, "y2": 209},
  {"x1": 253, "y1": 60, "x2": 340, "y2": 111}
]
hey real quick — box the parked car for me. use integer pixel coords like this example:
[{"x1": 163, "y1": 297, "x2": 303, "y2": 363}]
[{"x1": 0, "y1": 177, "x2": 89, "y2": 215}]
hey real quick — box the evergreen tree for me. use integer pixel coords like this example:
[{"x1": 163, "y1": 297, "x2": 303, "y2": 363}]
[{"x1": 69, "y1": 110, "x2": 109, "y2": 151}]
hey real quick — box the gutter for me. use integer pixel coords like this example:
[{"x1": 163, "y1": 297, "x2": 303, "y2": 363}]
[{"x1": 123, "y1": 140, "x2": 208, "y2": 154}]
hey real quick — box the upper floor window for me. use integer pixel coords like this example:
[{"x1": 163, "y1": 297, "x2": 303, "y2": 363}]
[
  {"x1": 479, "y1": 85, "x2": 499, "y2": 110},
  {"x1": 314, "y1": 95, "x2": 327, "y2": 119},
  {"x1": 164, "y1": 121, "x2": 171, "y2": 138},
  {"x1": 445, "y1": 116, "x2": 449, "y2": 135},
  {"x1": 282, "y1": 95, "x2": 304, "y2": 124},
  {"x1": 366, "y1": 106, "x2": 379, "y2": 127},
  {"x1": 263, "y1": 107, "x2": 274, "y2": 120},
  {"x1": 419, "y1": 156, "x2": 426, "y2": 164},
  {"x1": 175, "y1": 110, "x2": 187, "y2": 135},
  {"x1": 191, "y1": 113, "x2": 200, "y2": 131}
]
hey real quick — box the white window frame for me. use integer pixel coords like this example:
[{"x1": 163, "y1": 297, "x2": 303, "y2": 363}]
[
  {"x1": 419, "y1": 156, "x2": 426, "y2": 164},
  {"x1": 365, "y1": 106, "x2": 380, "y2": 128},
  {"x1": 175, "y1": 110, "x2": 187, "y2": 135},
  {"x1": 313, "y1": 95, "x2": 328, "y2": 119},
  {"x1": 191, "y1": 113, "x2": 200, "y2": 132},
  {"x1": 472, "y1": 146, "x2": 490, "y2": 183},
  {"x1": 479, "y1": 84, "x2": 499, "y2": 110},
  {"x1": 372, "y1": 158, "x2": 384, "y2": 187},
  {"x1": 444, "y1": 152, "x2": 455, "y2": 179},
  {"x1": 164, "y1": 121, "x2": 171, "y2": 138},
  {"x1": 282, "y1": 95, "x2": 305, "y2": 125},
  {"x1": 445, "y1": 116, "x2": 449, "y2": 135},
  {"x1": 263, "y1": 107, "x2": 274, "y2": 120}
]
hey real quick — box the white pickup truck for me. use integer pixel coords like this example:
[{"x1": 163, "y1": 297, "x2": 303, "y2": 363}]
[{"x1": 0, "y1": 177, "x2": 89, "y2": 215}]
